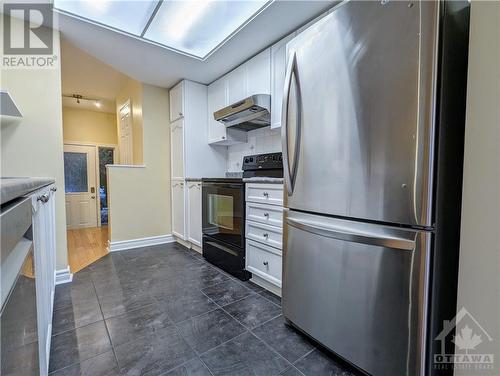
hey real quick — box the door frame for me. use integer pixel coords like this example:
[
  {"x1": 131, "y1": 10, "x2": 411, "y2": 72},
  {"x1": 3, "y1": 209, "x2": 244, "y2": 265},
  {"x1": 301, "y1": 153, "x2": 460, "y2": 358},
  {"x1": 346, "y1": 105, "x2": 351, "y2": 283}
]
[{"x1": 64, "y1": 142, "x2": 117, "y2": 227}]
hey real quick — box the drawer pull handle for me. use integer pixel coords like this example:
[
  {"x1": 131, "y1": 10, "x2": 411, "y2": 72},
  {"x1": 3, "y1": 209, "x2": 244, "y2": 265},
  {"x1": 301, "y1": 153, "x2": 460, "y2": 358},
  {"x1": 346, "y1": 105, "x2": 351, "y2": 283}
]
[
  {"x1": 263, "y1": 213, "x2": 269, "y2": 217},
  {"x1": 263, "y1": 261, "x2": 269, "y2": 266},
  {"x1": 37, "y1": 194, "x2": 49, "y2": 203},
  {"x1": 263, "y1": 192, "x2": 269, "y2": 197},
  {"x1": 263, "y1": 233, "x2": 269, "y2": 238}
]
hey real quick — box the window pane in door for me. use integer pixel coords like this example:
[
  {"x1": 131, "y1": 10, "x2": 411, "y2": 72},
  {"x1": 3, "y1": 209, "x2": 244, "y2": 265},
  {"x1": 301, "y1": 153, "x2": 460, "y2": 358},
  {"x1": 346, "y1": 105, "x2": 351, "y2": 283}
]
[{"x1": 64, "y1": 152, "x2": 88, "y2": 193}]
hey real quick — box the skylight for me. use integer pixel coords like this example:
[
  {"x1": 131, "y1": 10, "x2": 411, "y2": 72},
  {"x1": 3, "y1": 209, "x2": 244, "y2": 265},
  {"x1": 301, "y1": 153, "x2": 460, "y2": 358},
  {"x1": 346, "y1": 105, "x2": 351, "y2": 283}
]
[{"x1": 53, "y1": 0, "x2": 272, "y2": 60}]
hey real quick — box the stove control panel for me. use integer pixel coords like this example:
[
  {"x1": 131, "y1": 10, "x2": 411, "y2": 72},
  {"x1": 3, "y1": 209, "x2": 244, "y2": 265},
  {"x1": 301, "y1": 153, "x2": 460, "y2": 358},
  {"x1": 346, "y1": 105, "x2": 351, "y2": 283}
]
[{"x1": 242, "y1": 152, "x2": 283, "y2": 171}]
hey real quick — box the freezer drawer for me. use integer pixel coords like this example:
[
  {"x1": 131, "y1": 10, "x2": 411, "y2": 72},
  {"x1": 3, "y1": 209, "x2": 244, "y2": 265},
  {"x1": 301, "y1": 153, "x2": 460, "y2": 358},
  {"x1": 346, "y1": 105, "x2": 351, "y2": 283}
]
[{"x1": 282, "y1": 210, "x2": 431, "y2": 376}]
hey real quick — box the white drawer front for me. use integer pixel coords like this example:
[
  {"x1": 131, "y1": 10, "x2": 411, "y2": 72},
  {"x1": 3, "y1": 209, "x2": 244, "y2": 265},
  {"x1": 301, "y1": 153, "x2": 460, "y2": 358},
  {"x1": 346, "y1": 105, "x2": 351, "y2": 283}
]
[
  {"x1": 246, "y1": 240, "x2": 282, "y2": 287},
  {"x1": 246, "y1": 202, "x2": 283, "y2": 228},
  {"x1": 246, "y1": 184, "x2": 283, "y2": 206},
  {"x1": 246, "y1": 221, "x2": 282, "y2": 249}
]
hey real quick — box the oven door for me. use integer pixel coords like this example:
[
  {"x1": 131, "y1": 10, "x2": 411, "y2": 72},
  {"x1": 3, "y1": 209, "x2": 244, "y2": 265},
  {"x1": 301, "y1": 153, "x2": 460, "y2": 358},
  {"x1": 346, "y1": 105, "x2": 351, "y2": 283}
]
[{"x1": 202, "y1": 182, "x2": 244, "y2": 249}]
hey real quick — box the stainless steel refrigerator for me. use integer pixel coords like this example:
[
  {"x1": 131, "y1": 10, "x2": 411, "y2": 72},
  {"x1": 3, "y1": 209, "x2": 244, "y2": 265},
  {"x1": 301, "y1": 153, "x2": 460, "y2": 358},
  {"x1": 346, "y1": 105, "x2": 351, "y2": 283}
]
[{"x1": 281, "y1": 1, "x2": 470, "y2": 375}]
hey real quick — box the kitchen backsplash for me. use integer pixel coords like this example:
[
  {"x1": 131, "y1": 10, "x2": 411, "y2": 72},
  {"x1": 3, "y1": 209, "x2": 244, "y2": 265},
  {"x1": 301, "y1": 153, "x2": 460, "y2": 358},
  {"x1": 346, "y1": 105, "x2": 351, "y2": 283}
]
[{"x1": 226, "y1": 127, "x2": 281, "y2": 172}]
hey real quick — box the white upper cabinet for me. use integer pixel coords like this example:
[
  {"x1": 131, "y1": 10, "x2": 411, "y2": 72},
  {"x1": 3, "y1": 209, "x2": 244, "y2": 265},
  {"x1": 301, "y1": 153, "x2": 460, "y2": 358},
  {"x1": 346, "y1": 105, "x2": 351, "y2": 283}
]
[
  {"x1": 270, "y1": 33, "x2": 294, "y2": 130},
  {"x1": 208, "y1": 77, "x2": 229, "y2": 144},
  {"x1": 246, "y1": 49, "x2": 271, "y2": 96},
  {"x1": 170, "y1": 80, "x2": 226, "y2": 178},
  {"x1": 227, "y1": 65, "x2": 247, "y2": 104},
  {"x1": 169, "y1": 81, "x2": 184, "y2": 122},
  {"x1": 207, "y1": 48, "x2": 271, "y2": 145}
]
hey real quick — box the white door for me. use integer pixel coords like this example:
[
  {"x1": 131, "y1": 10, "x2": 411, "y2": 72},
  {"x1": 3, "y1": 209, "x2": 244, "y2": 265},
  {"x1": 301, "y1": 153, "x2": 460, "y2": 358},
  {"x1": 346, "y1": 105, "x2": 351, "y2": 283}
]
[
  {"x1": 172, "y1": 180, "x2": 185, "y2": 239},
  {"x1": 187, "y1": 181, "x2": 202, "y2": 246},
  {"x1": 64, "y1": 144, "x2": 98, "y2": 229},
  {"x1": 119, "y1": 102, "x2": 133, "y2": 164}
]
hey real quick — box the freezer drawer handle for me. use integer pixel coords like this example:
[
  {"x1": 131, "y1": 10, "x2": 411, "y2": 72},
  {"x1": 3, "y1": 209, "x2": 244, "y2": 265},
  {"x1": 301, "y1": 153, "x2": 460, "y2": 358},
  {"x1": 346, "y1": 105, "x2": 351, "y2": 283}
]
[{"x1": 286, "y1": 217, "x2": 415, "y2": 251}]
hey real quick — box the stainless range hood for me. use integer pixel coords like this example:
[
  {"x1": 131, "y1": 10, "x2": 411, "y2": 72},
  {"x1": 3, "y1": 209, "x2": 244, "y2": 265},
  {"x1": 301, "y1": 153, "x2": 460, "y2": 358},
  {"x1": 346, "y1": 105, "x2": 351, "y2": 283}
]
[{"x1": 214, "y1": 94, "x2": 270, "y2": 131}]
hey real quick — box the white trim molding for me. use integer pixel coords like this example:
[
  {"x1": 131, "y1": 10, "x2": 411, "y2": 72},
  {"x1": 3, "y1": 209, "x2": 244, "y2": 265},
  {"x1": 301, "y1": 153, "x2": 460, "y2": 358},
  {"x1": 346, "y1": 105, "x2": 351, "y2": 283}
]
[
  {"x1": 55, "y1": 266, "x2": 73, "y2": 285},
  {"x1": 108, "y1": 234, "x2": 175, "y2": 252}
]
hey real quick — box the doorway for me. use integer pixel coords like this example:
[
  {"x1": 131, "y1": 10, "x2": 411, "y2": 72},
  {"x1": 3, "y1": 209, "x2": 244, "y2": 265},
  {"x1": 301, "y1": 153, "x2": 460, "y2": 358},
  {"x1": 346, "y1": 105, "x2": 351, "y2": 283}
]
[
  {"x1": 98, "y1": 146, "x2": 114, "y2": 226},
  {"x1": 63, "y1": 143, "x2": 115, "y2": 273}
]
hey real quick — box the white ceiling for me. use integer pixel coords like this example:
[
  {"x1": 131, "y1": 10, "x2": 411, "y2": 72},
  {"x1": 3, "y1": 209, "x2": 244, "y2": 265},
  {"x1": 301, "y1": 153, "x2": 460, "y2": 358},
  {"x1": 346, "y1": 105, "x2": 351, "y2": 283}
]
[{"x1": 56, "y1": 1, "x2": 335, "y2": 89}]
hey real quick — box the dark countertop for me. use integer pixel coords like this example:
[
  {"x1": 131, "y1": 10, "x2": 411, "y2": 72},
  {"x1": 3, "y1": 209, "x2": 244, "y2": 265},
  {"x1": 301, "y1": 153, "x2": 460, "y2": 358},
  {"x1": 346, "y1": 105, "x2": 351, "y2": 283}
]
[{"x1": 1, "y1": 177, "x2": 55, "y2": 205}]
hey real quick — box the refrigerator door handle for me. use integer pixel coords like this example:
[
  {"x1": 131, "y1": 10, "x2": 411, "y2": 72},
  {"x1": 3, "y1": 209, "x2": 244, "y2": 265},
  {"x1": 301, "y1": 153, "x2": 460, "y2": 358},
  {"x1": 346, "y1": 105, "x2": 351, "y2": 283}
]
[
  {"x1": 281, "y1": 52, "x2": 302, "y2": 196},
  {"x1": 286, "y1": 217, "x2": 416, "y2": 251}
]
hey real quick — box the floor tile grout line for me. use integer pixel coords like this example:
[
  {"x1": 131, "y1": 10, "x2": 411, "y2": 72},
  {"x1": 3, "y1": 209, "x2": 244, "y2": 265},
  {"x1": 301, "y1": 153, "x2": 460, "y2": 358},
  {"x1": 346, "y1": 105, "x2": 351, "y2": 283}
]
[
  {"x1": 247, "y1": 329, "x2": 294, "y2": 370},
  {"x1": 47, "y1": 350, "x2": 116, "y2": 375},
  {"x1": 257, "y1": 290, "x2": 282, "y2": 308},
  {"x1": 196, "y1": 330, "x2": 251, "y2": 358},
  {"x1": 291, "y1": 347, "x2": 317, "y2": 368},
  {"x1": 249, "y1": 311, "x2": 283, "y2": 332},
  {"x1": 90, "y1": 275, "x2": 121, "y2": 372}
]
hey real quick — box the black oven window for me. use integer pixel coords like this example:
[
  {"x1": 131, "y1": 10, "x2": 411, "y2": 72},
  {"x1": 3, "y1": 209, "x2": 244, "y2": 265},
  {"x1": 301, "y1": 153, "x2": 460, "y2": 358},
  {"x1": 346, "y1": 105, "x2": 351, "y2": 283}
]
[{"x1": 208, "y1": 193, "x2": 234, "y2": 230}]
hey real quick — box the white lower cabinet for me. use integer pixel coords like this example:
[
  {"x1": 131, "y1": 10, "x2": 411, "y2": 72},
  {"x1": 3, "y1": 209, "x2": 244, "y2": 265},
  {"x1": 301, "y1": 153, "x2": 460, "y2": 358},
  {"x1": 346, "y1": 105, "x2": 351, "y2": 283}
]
[
  {"x1": 245, "y1": 183, "x2": 284, "y2": 293},
  {"x1": 246, "y1": 220, "x2": 283, "y2": 250},
  {"x1": 187, "y1": 181, "x2": 202, "y2": 247},
  {"x1": 31, "y1": 184, "x2": 57, "y2": 375},
  {"x1": 171, "y1": 180, "x2": 185, "y2": 239},
  {"x1": 246, "y1": 239, "x2": 282, "y2": 288}
]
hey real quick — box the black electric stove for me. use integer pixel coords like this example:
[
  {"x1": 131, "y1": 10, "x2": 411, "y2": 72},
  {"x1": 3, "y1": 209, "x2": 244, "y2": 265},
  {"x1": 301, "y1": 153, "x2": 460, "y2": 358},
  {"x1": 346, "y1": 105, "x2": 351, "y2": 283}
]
[{"x1": 202, "y1": 152, "x2": 283, "y2": 280}]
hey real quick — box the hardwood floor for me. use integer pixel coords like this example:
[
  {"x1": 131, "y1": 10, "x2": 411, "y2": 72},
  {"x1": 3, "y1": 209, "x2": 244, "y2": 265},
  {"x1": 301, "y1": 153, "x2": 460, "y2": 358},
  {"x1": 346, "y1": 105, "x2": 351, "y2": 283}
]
[{"x1": 67, "y1": 227, "x2": 109, "y2": 273}]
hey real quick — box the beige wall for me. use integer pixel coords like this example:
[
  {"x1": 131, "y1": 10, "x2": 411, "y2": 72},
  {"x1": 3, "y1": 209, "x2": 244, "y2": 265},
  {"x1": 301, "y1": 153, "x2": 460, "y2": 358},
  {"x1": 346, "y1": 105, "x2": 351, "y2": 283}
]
[
  {"x1": 116, "y1": 78, "x2": 143, "y2": 165},
  {"x1": 107, "y1": 84, "x2": 171, "y2": 242},
  {"x1": 456, "y1": 2, "x2": 500, "y2": 374},
  {"x1": 1, "y1": 18, "x2": 68, "y2": 269},
  {"x1": 63, "y1": 107, "x2": 117, "y2": 144}
]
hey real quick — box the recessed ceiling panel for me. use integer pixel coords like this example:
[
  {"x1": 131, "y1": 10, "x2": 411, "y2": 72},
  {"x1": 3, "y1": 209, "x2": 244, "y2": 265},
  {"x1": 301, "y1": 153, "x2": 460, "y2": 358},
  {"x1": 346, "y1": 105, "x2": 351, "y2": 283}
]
[
  {"x1": 144, "y1": 0, "x2": 271, "y2": 58},
  {"x1": 53, "y1": 0, "x2": 158, "y2": 36}
]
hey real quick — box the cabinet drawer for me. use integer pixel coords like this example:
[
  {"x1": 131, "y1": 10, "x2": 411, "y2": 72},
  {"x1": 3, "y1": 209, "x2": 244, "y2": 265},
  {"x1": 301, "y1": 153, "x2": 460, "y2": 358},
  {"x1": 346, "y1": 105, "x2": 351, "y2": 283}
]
[
  {"x1": 246, "y1": 202, "x2": 283, "y2": 228},
  {"x1": 246, "y1": 184, "x2": 283, "y2": 206},
  {"x1": 246, "y1": 239, "x2": 282, "y2": 287},
  {"x1": 246, "y1": 221, "x2": 282, "y2": 249}
]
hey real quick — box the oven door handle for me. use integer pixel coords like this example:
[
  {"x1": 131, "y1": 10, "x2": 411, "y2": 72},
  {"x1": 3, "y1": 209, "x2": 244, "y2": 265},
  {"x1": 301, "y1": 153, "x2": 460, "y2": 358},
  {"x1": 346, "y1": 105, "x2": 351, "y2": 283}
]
[{"x1": 202, "y1": 183, "x2": 242, "y2": 189}]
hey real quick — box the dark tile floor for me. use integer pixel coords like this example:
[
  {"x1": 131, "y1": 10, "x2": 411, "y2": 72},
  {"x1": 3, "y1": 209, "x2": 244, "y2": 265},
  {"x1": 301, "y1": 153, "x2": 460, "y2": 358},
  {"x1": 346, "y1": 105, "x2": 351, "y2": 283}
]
[{"x1": 49, "y1": 243, "x2": 362, "y2": 376}]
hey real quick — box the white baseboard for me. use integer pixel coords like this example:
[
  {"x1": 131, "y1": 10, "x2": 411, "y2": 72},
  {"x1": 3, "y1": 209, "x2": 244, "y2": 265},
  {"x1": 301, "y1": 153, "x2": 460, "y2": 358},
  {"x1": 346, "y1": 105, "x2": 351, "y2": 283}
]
[
  {"x1": 172, "y1": 236, "x2": 191, "y2": 249},
  {"x1": 108, "y1": 234, "x2": 175, "y2": 252},
  {"x1": 250, "y1": 274, "x2": 282, "y2": 297},
  {"x1": 55, "y1": 266, "x2": 73, "y2": 285},
  {"x1": 191, "y1": 243, "x2": 202, "y2": 254}
]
